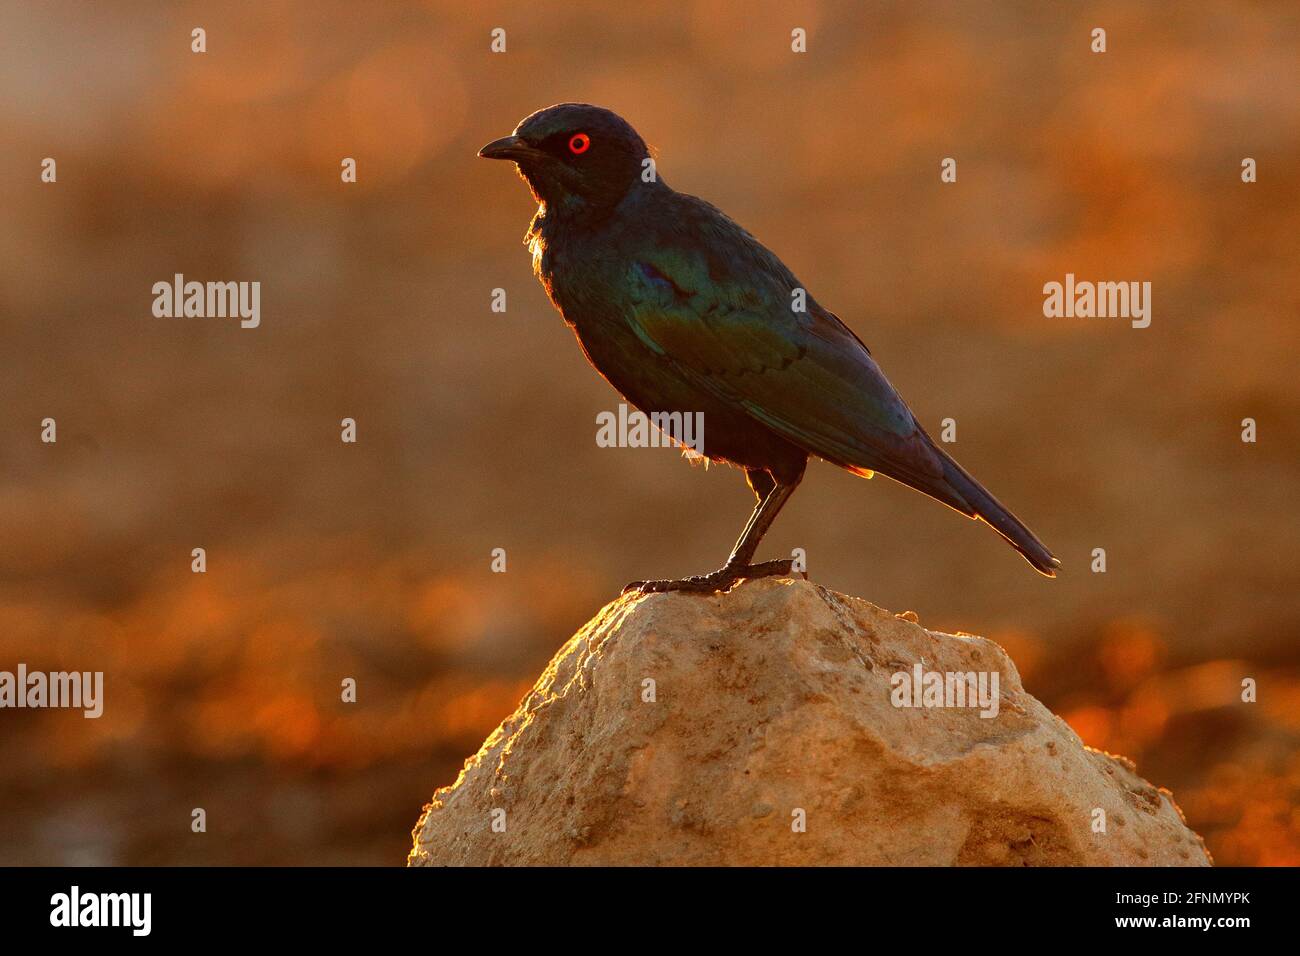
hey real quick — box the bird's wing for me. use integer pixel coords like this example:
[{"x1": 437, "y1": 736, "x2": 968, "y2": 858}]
[{"x1": 620, "y1": 230, "x2": 953, "y2": 494}]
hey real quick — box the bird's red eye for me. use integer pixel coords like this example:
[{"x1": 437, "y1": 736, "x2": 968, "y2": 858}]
[{"x1": 568, "y1": 133, "x2": 591, "y2": 155}]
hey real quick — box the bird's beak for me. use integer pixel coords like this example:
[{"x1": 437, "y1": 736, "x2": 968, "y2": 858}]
[{"x1": 478, "y1": 135, "x2": 542, "y2": 163}]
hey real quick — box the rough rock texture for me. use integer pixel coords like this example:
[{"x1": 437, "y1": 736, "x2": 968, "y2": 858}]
[{"x1": 409, "y1": 579, "x2": 1209, "y2": 866}]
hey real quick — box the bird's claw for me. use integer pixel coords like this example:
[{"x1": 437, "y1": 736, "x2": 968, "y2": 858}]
[{"x1": 622, "y1": 558, "x2": 795, "y2": 595}]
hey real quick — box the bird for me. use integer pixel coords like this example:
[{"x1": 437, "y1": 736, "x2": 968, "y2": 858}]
[{"x1": 479, "y1": 103, "x2": 1060, "y2": 594}]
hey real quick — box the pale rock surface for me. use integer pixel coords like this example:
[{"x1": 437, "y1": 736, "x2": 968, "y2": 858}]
[{"x1": 409, "y1": 579, "x2": 1209, "y2": 866}]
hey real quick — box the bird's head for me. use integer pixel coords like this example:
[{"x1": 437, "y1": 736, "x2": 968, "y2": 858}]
[{"x1": 478, "y1": 103, "x2": 652, "y2": 213}]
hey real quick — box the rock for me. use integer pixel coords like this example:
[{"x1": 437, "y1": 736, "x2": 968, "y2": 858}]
[{"x1": 408, "y1": 579, "x2": 1210, "y2": 866}]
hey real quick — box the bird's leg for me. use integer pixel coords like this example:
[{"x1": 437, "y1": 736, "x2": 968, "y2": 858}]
[{"x1": 624, "y1": 464, "x2": 805, "y2": 595}]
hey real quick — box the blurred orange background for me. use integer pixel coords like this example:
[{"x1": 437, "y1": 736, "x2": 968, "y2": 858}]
[{"x1": 1, "y1": 0, "x2": 1297, "y2": 865}]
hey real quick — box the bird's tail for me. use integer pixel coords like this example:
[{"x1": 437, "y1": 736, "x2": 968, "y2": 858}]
[
  {"x1": 928, "y1": 449, "x2": 1061, "y2": 577},
  {"x1": 870, "y1": 435, "x2": 1060, "y2": 577}
]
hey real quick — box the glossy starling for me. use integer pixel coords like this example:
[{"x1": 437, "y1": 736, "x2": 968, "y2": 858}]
[{"x1": 480, "y1": 103, "x2": 1059, "y2": 593}]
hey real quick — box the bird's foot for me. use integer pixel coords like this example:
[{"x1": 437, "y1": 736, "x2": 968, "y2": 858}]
[{"x1": 622, "y1": 558, "x2": 795, "y2": 595}]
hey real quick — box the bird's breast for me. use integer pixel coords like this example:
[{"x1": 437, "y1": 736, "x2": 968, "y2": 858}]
[{"x1": 529, "y1": 228, "x2": 616, "y2": 331}]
